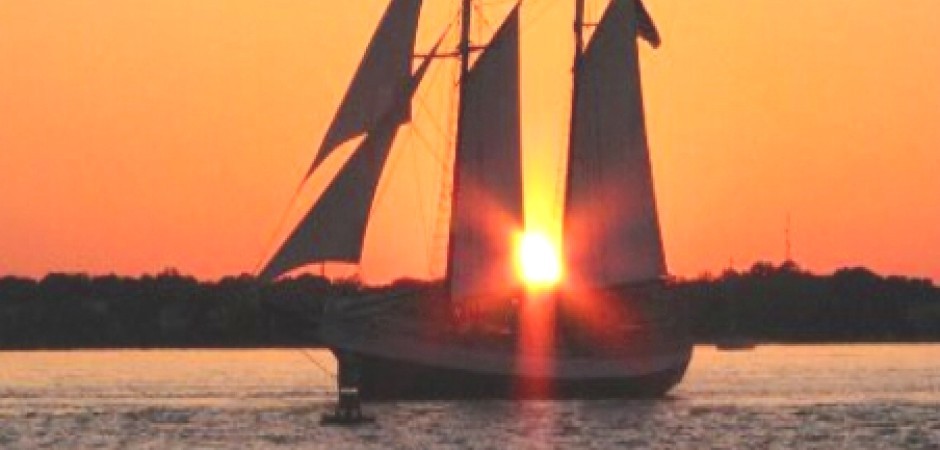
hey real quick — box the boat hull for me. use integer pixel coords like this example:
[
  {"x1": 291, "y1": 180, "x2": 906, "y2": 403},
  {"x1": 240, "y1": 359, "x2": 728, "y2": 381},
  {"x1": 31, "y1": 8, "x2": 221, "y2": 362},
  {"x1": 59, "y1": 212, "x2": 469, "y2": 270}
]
[
  {"x1": 337, "y1": 348, "x2": 691, "y2": 400},
  {"x1": 322, "y1": 283, "x2": 693, "y2": 400}
]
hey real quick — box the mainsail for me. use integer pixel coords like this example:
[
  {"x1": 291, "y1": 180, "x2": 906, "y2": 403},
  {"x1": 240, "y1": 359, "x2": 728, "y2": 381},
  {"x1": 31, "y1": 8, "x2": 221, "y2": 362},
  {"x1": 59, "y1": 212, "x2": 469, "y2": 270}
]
[
  {"x1": 304, "y1": 0, "x2": 423, "y2": 178},
  {"x1": 564, "y1": 0, "x2": 666, "y2": 287},
  {"x1": 260, "y1": 5, "x2": 430, "y2": 281},
  {"x1": 448, "y1": 7, "x2": 524, "y2": 301}
]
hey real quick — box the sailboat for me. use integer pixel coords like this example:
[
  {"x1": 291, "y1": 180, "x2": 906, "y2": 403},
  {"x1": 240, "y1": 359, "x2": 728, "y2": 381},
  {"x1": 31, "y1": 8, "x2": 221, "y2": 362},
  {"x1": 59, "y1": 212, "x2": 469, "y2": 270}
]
[{"x1": 260, "y1": 0, "x2": 693, "y2": 399}]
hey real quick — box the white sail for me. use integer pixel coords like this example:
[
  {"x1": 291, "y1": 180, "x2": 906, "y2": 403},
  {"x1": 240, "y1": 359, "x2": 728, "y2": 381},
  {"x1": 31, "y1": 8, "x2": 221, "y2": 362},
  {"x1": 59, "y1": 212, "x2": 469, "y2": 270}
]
[
  {"x1": 448, "y1": 7, "x2": 523, "y2": 301},
  {"x1": 564, "y1": 0, "x2": 666, "y2": 287},
  {"x1": 304, "y1": 0, "x2": 423, "y2": 179},
  {"x1": 260, "y1": 54, "x2": 436, "y2": 281}
]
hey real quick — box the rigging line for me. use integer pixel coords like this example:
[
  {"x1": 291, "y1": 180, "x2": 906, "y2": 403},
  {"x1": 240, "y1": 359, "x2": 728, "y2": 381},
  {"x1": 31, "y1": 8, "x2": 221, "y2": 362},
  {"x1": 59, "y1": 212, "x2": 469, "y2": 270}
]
[
  {"x1": 406, "y1": 127, "x2": 435, "y2": 277},
  {"x1": 412, "y1": 96, "x2": 450, "y2": 157},
  {"x1": 411, "y1": 62, "x2": 449, "y2": 140},
  {"x1": 518, "y1": 0, "x2": 558, "y2": 37},
  {"x1": 298, "y1": 349, "x2": 337, "y2": 380},
  {"x1": 416, "y1": 1, "x2": 455, "y2": 50},
  {"x1": 472, "y1": 2, "x2": 494, "y2": 34},
  {"x1": 409, "y1": 117, "x2": 447, "y2": 166},
  {"x1": 468, "y1": 2, "x2": 529, "y2": 56},
  {"x1": 252, "y1": 181, "x2": 306, "y2": 275},
  {"x1": 423, "y1": 6, "x2": 463, "y2": 60},
  {"x1": 418, "y1": 47, "x2": 445, "y2": 91},
  {"x1": 371, "y1": 126, "x2": 412, "y2": 212},
  {"x1": 476, "y1": 1, "x2": 519, "y2": 36}
]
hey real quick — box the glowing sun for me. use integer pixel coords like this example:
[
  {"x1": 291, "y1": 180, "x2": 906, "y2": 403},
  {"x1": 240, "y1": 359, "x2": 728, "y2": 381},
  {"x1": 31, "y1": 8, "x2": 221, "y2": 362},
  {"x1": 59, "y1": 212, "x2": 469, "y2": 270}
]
[{"x1": 517, "y1": 231, "x2": 562, "y2": 287}]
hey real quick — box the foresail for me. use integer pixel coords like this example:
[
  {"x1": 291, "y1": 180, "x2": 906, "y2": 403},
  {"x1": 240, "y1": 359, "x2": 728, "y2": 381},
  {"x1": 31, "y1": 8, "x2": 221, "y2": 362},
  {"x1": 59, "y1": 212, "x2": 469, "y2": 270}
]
[
  {"x1": 449, "y1": 7, "x2": 523, "y2": 301},
  {"x1": 304, "y1": 0, "x2": 423, "y2": 179},
  {"x1": 564, "y1": 0, "x2": 666, "y2": 287},
  {"x1": 260, "y1": 53, "x2": 436, "y2": 281},
  {"x1": 634, "y1": 0, "x2": 661, "y2": 48}
]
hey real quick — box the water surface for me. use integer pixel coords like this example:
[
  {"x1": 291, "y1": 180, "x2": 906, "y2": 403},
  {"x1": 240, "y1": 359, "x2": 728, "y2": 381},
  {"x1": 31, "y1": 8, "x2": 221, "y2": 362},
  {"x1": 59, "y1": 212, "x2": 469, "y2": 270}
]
[{"x1": 2, "y1": 345, "x2": 939, "y2": 448}]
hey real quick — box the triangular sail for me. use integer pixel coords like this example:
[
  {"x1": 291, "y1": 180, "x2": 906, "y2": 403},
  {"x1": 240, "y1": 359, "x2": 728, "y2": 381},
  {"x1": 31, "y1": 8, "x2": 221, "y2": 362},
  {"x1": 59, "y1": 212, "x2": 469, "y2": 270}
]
[
  {"x1": 448, "y1": 7, "x2": 523, "y2": 301},
  {"x1": 634, "y1": 0, "x2": 661, "y2": 48},
  {"x1": 564, "y1": 0, "x2": 666, "y2": 287},
  {"x1": 260, "y1": 54, "x2": 436, "y2": 281},
  {"x1": 304, "y1": 0, "x2": 423, "y2": 179}
]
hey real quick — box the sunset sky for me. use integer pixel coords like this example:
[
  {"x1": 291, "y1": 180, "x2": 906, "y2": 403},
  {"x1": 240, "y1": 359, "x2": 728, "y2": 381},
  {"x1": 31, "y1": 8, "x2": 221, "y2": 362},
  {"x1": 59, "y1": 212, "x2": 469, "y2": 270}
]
[{"x1": 1, "y1": 0, "x2": 938, "y2": 283}]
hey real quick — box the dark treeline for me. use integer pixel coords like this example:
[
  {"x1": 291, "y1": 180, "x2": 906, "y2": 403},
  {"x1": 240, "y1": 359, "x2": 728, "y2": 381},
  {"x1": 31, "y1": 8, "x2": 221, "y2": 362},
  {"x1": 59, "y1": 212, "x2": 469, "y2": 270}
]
[
  {"x1": 1, "y1": 263, "x2": 939, "y2": 349},
  {"x1": 679, "y1": 261, "x2": 940, "y2": 342},
  {"x1": 0, "y1": 270, "x2": 383, "y2": 349}
]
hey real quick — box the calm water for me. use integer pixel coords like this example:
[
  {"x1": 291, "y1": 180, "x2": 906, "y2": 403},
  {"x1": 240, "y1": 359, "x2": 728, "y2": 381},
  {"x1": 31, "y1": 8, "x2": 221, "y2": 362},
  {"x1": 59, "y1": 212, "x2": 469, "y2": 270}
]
[{"x1": 2, "y1": 345, "x2": 940, "y2": 448}]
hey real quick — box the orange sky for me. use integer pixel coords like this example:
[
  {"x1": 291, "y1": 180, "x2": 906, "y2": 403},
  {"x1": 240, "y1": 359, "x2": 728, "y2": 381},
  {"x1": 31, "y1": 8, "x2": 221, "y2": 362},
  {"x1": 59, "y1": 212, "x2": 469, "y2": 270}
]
[{"x1": 1, "y1": 0, "x2": 938, "y2": 282}]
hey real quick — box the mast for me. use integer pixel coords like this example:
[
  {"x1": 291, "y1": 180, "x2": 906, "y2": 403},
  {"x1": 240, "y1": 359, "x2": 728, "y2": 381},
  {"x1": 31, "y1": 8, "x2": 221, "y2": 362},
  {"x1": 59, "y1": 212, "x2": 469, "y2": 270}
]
[
  {"x1": 460, "y1": 0, "x2": 473, "y2": 80},
  {"x1": 444, "y1": 0, "x2": 473, "y2": 299},
  {"x1": 574, "y1": 0, "x2": 585, "y2": 61},
  {"x1": 562, "y1": 0, "x2": 585, "y2": 274}
]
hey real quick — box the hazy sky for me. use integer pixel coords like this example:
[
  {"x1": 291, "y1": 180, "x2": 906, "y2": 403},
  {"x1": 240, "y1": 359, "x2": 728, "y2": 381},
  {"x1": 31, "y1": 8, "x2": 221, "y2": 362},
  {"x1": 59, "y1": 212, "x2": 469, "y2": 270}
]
[{"x1": 1, "y1": 0, "x2": 938, "y2": 282}]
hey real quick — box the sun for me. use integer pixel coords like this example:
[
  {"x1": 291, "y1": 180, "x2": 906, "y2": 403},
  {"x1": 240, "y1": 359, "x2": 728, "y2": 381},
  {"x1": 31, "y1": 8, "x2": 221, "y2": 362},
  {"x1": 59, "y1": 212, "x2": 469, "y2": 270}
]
[{"x1": 517, "y1": 231, "x2": 562, "y2": 288}]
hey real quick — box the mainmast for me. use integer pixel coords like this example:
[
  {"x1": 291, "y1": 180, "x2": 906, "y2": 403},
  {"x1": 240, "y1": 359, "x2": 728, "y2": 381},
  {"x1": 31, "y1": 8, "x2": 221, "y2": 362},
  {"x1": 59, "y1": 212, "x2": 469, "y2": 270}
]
[
  {"x1": 574, "y1": 0, "x2": 585, "y2": 62},
  {"x1": 444, "y1": 0, "x2": 473, "y2": 299},
  {"x1": 444, "y1": 0, "x2": 474, "y2": 296},
  {"x1": 562, "y1": 0, "x2": 586, "y2": 264},
  {"x1": 459, "y1": 0, "x2": 473, "y2": 79}
]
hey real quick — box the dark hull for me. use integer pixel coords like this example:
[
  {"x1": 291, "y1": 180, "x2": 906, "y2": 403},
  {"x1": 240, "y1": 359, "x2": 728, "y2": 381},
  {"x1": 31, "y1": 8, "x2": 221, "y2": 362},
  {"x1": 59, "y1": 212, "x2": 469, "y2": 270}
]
[
  {"x1": 324, "y1": 281, "x2": 693, "y2": 400},
  {"x1": 334, "y1": 349, "x2": 692, "y2": 401}
]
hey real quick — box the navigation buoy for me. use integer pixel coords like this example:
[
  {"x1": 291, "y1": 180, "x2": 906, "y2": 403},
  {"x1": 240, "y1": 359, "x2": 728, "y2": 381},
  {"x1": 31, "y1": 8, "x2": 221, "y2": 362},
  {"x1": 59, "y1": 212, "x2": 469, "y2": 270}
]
[
  {"x1": 320, "y1": 386, "x2": 374, "y2": 425},
  {"x1": 321, "y1": 352, "x2": 374, "y2": 426}
]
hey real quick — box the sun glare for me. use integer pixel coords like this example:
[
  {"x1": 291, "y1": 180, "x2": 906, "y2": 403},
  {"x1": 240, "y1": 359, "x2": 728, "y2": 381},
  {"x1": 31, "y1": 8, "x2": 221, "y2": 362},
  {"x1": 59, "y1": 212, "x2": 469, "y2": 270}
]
[{"x1": 518, "y1": 231, "x2": 562, "y2": 288}]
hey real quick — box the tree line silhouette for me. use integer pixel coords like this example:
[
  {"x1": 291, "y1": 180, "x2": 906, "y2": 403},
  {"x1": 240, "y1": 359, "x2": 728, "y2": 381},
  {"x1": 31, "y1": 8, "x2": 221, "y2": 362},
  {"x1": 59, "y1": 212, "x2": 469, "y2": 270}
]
[
  {"x1": 679, "y1": 261, "x2": 940, "y2": 342},
  {"x1": 0, "y1": 262, "x2": 938, "y2": 349}
]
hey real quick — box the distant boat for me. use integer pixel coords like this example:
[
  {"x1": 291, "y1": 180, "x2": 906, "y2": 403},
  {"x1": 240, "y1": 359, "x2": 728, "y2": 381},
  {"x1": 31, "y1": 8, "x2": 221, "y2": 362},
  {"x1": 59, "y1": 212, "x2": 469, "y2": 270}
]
[{"x1": 260, "y1": 0, "x2": 692, "y2": 400}]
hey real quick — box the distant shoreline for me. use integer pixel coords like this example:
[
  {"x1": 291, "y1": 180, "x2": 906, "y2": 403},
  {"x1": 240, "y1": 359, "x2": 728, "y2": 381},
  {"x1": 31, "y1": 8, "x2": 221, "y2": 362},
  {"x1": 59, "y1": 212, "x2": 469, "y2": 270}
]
[{"x1": 2, "y1": 262, "x2": 939, "y2": 349}]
